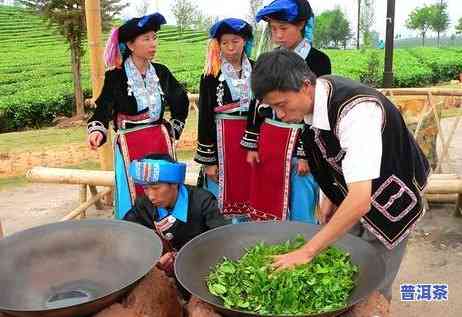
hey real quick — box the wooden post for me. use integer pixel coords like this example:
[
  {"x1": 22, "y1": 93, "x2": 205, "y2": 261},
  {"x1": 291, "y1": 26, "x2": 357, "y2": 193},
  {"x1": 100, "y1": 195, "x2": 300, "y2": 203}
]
[
  {"x1": 62, "y1": 188, "x2": 112, "y2": 221},
  {"x1": 436, "y1": 115, "x2": 461, "y2": 172},
  {"x1": 26, "y1": 167, "x2": 114, "y2": 186},
  {"x1": 379, "y1": 88, "x2": 462, "y2": 96},
  {"x1": 426, "y1": 193, "x2": 459, "y2": 203},
  {"x1": 0, "y1": 219, "x2": 3, "y2": 239},
  {"x1": 84, "y1": 0, "x2": 114, "y2": 174},
  {"x1": 412, "y1": 98, "x2": 431, "y2": 139},
  {"x1": 188, "y1": 93, "x2": 199, "y2": 112},
  {"x1": 79, "y1": 184, "x2": 88, "y2": 219},
  {"x1": 356, "y1": 0, "x2": 361, "y2": 50},
  {"x1": 80, "y1": 184, "x2": 88, "y2": 204},
  {"x1": 383, "y1": 0, "x2": 396, "y2": 88},
  {"x1": 430, "y1": 174, "x2": 459, "y2": 179},
  {"x1": 89, "y1": 185, "x2": 104, "y2": 210},
  {"x1": 425, "y1": 180, "x2": 462, "y2": 193},
  {"x1": 455, "y1": 194, "x2": 462, "y2": 218}
]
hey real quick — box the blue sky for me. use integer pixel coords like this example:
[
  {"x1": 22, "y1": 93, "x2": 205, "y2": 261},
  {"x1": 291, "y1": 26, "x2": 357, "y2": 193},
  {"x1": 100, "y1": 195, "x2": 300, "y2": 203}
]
[{"x1": 123, "y1": 0, "x2": 462, "y2": 39}]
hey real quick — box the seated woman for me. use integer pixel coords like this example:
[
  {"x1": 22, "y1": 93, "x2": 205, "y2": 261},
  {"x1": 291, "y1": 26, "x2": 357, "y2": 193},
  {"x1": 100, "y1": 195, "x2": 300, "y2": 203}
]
[{"x1": 123, "y1": 154, "x2": 230, "y2": 273}]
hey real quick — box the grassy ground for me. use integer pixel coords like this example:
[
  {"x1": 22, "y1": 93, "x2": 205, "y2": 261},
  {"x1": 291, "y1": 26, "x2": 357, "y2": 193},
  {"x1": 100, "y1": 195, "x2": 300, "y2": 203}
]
[
  {"x1": 0, "y1": 176, "x2": 27, "y2": 190},
  {"x1": 0, "y1": 110, "x2": 197, "y2": 152},
  {"x1": 0, "y1": 110, "x2": 198, "y2": 188},
  {"x1": 0, "y1": 126, "x2": 87, "y2": 153}
]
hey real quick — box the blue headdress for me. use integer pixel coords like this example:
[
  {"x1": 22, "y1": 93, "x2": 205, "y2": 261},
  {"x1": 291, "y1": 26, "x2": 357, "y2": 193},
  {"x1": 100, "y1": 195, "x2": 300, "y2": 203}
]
[
  {"x1": 129, "y1": 159, "x2": 186, "y2": 185},
  {"x1": 205, "y1": 18, "x2": 254, "y2": 76},
  {"x1": 104, "y1": 13, "x2": 167, "y2": 68},
  {"x1": 256, "y1": 0, "x2": 314, "y2": 44}
]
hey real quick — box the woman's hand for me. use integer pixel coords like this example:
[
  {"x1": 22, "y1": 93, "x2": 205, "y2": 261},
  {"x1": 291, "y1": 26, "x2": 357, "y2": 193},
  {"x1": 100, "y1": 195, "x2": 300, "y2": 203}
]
[
  {"x1": 246, "y1": 151, "x2": 260, "y2": 165},
  {"x1": 296, "y1": 159, "x2": 310, "y2": 176},
  {"x1": 87, "y1": 132, "x2": 103, "y2": 150},
  {"x1": 156, "y1": 252, "x2": 176, "y2": 275},
  {"x1": 204, "y1": 165, "x2": 219, "y2": 182}
]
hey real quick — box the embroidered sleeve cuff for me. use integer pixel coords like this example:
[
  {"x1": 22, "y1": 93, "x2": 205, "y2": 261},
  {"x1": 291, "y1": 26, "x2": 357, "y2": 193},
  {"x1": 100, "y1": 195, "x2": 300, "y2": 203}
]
[
  {"x1": 88, "y1": 120, "x2": 107, "y2": 135},
  {"x1": 194, "y1": 143, "x2": 218, "y2": 165},
  {"x1": 170, "y1": 119, "x2": 185, "y2": 140},
  {"x1": 87, "y1": 121, "x2": 108, "y2": 144},
  {"x1": 240, "y1": 130, "x2": 259, "y2": 150}
]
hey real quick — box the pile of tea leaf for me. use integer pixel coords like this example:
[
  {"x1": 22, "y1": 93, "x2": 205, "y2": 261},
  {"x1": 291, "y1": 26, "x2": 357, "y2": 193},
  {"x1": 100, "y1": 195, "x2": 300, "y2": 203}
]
[{"x1": 207, "y1": 235, "x2": 358, "y2": 315}]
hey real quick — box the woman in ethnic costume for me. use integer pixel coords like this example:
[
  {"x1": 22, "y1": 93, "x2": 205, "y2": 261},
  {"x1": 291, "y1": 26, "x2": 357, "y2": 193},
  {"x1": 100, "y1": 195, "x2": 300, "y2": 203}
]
[
  {"x1": 87, "y1": 13, "x2": 189, "y2": 219},
  {"x1": 241, "y1": 0, "x2": 331, "y2": 224},
  {"x1": 194, "y1": 18, "x2": 258, "y2": 222}
]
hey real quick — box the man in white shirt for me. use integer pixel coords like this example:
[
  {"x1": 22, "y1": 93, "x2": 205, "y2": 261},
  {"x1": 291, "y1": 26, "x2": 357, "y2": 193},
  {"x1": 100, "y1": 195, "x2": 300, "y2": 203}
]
[{"x1": 250, "y1": 50, "x2": 430, "y2": 302}]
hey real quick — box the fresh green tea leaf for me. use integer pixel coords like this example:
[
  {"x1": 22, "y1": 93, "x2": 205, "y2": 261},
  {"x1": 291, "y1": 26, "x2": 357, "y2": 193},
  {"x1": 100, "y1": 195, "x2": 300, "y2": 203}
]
[{"x1": 207, "y1": 236, "x2": 358, "y2": 315}]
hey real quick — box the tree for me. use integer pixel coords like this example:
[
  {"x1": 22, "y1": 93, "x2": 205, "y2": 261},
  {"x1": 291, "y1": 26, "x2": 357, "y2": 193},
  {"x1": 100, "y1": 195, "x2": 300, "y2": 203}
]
[
  {"x1": 356, "y1": 0, "x2": 360, "y2": 49},
  {"x1": 450, "y1": 33, "x2": 456, "y2": 46},
  {"x1": 359, "y1": 0, "x2": 375, "y2": 48},
  {"x1": 429, "y1": 2, "x2": 450, "y2": 47},
  {"x1": 17, "y1": 0, "x2": 125, "y2": 117},
  {"x1": 314, "y1": 7, "x2": 351, "y2": 49},
  {"x1": 331, "y1": 8, "x2": 352, "y2": 49},
  {"x1": 101, "y1": 0, "x2": 126, "y2": 29},
  {"x1": 406, "y1": 5, "x2": 433, "y2": 47},
  {"x1": 171, "y1": 0, "x2": 198, "y2": 35},
  {"x1": 134, "y1": 0, "x2": 150, "y2": 17},
  {"x1": 314, "y1": 12, "x2": 330, "y2": 48},
  {"x1": 247, "y1": 0, "x2": 264, "y2": 29},
  {"x1": 192, "y1": 10, "x2": 218, "y2": 31},
  {"x1": 370, "y1": 30, "x2": 380, "y2": 48},
  {"x1": 457, "y1": 17, "x2": 462, "y2": 35}
]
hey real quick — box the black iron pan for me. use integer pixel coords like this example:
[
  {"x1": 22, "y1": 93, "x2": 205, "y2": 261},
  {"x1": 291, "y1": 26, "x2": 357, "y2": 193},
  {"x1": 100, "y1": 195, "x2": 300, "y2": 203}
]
[
  {"x1": 175, "y1": 221, "x2": 386, "y2": 317},
  {"x1": 0, "y1": 219, "x2": 162, "y2": 317}
]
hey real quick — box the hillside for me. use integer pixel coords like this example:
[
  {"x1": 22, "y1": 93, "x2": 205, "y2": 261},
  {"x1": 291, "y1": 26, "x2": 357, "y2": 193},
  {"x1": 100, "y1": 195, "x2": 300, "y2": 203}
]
[{"x1": 0, "y1": 5, "x2": 461, "y2": 132}]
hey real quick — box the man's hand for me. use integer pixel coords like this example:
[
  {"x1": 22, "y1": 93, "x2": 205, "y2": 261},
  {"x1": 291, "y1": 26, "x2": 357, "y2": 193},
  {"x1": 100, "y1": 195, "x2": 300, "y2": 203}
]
[
  {"x1": 204, "y1": 165, "x2": 219, "y2": 182},
  {"x1": 272, "y1": 246, "x2": 315, "y2": 271},
  {"x1": 246, "y1": 151, "x2": 260, "y2": 165},
  {"x1": 275, "y1": 181, "x2": 373, "y2": 271},
  {"x1": 296, "y1": 159, "x2": 310, "y2": 176},
  {"x1": 87, "y1": 131, "x2": 103, "y2": 150}
]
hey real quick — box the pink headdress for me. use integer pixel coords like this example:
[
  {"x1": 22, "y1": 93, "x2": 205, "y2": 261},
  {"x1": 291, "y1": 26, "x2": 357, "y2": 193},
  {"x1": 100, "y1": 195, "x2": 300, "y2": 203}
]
[{"x1": 104, "y1": 27, "x2": 123, "y2": 69}]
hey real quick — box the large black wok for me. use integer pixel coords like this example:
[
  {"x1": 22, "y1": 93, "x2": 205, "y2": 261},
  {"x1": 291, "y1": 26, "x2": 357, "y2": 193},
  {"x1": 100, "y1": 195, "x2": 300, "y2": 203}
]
[
  {"x1": 175, "y1": 221, "x2": 386, "y2": 317},
  {"x1": 0, "y1": 219, "x2": 162, "y2": 317}
]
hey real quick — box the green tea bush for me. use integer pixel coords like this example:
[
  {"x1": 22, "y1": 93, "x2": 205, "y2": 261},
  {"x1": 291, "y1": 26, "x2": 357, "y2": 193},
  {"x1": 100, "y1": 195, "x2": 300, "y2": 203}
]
[{"x1": 1, "y1": 5, "x2": 461, "y2": 132}]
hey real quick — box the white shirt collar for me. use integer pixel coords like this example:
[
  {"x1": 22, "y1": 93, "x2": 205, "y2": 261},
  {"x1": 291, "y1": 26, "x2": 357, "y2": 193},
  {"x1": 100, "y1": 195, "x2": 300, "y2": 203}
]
[{"x1": 304, "y1": 79, "x2": 331, "y2": 130}]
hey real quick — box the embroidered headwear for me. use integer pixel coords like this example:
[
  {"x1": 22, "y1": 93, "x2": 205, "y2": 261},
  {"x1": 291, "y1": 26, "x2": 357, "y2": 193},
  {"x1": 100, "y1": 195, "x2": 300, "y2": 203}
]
[
  {"x1": 204, "y1": 18, "x2": 254, "y2": 77},
  {"x1": 256, "y1": 0, "x2": 314, "y2": 44},
  {"x1": 104, "y1": 13, "x2": 167, "y2": 69},
  {"x1": 130, "y1": 158, "x2": 186, "y2": 185}
]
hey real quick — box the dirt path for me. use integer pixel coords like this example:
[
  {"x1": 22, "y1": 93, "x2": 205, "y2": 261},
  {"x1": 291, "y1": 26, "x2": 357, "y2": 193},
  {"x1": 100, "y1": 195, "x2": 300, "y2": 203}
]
[
  {"x1": 0, "y1": 183, "x2": 111, "y2": 234},
  {"x1": 390, "y1": 205, "x2": 462, "y2": 316},
  {"x1": 1, "y1": 183, "x2": 460, "y2": 316},
  {"x1": 0, "y1": 161, "x2": 201, "y2": 234}
]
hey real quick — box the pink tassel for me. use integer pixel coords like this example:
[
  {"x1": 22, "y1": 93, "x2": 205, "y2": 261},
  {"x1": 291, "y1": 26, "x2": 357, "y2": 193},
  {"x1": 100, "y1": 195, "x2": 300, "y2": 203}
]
[{"x1": 104, "y1": 27, "x2": 122, "y2": 69}]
